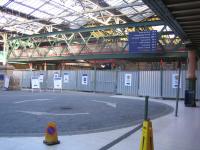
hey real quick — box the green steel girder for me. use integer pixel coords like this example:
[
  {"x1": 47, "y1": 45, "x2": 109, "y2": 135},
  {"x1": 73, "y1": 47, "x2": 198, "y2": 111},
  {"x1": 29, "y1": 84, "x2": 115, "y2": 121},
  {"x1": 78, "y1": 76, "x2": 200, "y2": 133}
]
[
  {"x1": 8, "y1": 51, "x2": 187, "y2": 62},
  {"x1": 10, "y1": 20, "x2": 165, "y2": 40}
]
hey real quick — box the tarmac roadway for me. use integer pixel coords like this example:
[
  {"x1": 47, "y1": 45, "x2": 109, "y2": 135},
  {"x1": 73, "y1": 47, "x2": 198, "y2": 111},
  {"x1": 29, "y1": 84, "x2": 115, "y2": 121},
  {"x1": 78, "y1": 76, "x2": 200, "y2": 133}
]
[{"x1": 0, "y1": 91, "x2": 173, "y2": 137}]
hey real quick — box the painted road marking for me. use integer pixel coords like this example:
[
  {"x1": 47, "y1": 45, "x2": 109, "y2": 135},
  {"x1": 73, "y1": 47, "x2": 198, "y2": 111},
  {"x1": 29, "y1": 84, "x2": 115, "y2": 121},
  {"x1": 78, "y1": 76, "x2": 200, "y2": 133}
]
[
  {"x1": 110, "y1": 95, "x2": 144, "y2": 100},
  {"x1": 14, "y1": 99, "x2": 53, "y2": 104},
  {"x1": 91, "y1": 100, "x2": 117, "y2": 108},
  {"x1": 18, "y1": 111, "x2": 89, "y2": 116}
]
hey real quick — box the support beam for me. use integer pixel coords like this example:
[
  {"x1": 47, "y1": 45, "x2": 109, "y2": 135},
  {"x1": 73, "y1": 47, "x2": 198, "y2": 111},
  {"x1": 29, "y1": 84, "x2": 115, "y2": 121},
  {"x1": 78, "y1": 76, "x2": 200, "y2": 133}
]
[
  {"x1": 176, "y1": 15, "x2": 200, "y2": 20},
  {"x1": 142, "y1": 0, "x2": 187, "y2": 40},
  {"x1": 167, "y1": 1, "x2": 200, "y2": 7},
  {"x1": 7, "y1": 51, "x2": 188, "y2": 62},
  {"x1": 172, "y1": 8, "x2": 200, "y2": 14},
  {"x1": 10, "y1": 20, "x2": 165, "y2": 40}
]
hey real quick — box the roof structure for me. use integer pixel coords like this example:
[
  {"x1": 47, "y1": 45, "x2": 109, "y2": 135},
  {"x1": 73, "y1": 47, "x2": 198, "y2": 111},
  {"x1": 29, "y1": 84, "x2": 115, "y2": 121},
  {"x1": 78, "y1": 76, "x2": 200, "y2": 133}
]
[
  {"x1": 0, "y1": 0, "x2": 155, "y2": 35},
  {"x1": 143, "y1": 0, "x2": 200, "y2": 49}
]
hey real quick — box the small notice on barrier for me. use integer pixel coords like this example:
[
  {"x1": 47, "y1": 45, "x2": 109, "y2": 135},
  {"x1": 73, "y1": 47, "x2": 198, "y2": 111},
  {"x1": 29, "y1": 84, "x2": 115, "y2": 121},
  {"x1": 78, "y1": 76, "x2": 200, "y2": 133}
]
[
  {"x1": 4, "y1": 75, "x2": 10, "y2": 89},
  {"x1": 82, "y1": 74, "x2": 88, "y2": 85},
  {"x1": 172, "y1": 74, "x2": 181, "y2": 88},
  {"x1": 125, "y1": 74, "x2": 132, "y2": 86},
  {"x1": 31, "y1": 77, "x2": 40, "y2": 89},
  {"x1": 54, "y1": 72, "x2": 59, "y2": 79},
  {"x1": 54, "y1": 77, "x2": 62, "y2": 89},
  {"x1": 39, "y1": 74, "x2": 44, "y2": 83},
  {"x1": 63, "y1": 73, "x2": 69, "y2": 83}
]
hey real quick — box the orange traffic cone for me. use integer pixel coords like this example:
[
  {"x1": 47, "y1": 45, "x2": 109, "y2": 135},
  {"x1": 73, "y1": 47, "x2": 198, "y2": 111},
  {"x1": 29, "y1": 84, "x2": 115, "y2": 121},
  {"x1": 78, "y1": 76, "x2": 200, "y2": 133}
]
[{"x1": 43, "y1": 122, "x2": 60, "y2": 145}]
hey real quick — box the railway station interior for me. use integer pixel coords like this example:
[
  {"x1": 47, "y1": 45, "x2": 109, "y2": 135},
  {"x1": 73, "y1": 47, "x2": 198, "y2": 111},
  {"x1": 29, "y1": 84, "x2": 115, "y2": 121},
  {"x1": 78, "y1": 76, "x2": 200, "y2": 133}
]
[{"x1": 0, "y1": 0, "x2": 200, "y2": 150}]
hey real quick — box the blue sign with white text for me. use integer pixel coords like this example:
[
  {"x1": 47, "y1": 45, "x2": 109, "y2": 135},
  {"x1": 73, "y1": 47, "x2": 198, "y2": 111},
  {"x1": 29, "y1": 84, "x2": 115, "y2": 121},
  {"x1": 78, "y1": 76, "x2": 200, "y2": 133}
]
[{"x1": 128, "y1": 30, "x2": 157, "y2": 52}]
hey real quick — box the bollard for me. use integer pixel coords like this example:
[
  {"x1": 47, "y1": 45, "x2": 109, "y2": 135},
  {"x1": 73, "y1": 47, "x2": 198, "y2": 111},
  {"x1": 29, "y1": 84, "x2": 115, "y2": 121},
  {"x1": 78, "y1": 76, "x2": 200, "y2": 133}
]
[{"x1": 139, "y1": 96, "x2": 154, "y2": 150}]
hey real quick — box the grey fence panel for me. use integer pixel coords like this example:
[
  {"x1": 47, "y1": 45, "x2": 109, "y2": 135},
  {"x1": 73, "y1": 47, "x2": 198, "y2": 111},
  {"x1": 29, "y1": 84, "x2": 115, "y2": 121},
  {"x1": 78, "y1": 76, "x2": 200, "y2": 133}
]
[
  {"x1": 61, "y1": 70, "x2": 77, "y2": 90},
  {"x1": 46, "y1": 70, "x2": 61, "y2": 89},
  {"x1": 77, "y1": 70, "x2": 94, "y2": 92},
  {"x1": 95, "y1": 71, "x2": 116, "y2": 93},
  {"x1": 196, "y1": 71, "x2": 200, "y2": 100},
  {"x1": 138, "y1": 71, "x2": 161, "y2": 97},
  {"x1": 12, "y1": 71, "x2": 23, "y2": 87},
  {"x1": 162, "y1": 70, "x2": 186, "y2": 98},
  {"x1": 22, "y1": 71, "x2": 32, "y2": 88},
  {"x1": 32, "y1": 71, "x2": 48, "y2": 90},
  {"x1": 117, "y1": 71, "x2": 139, "y2": 96}
]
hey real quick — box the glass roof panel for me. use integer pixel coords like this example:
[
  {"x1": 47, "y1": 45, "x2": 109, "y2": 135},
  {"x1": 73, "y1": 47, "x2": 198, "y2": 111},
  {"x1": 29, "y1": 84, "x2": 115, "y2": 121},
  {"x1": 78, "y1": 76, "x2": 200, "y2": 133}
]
[
  {"x1": 7, "y1": 2, "x2": 34, "y2": 14},
  {"x1": 18, "y1": 0, "x2": 45, "y2": 9},
  {"x1": 104, "y1": 0, "x2": 154, "y2": 22},
  {"x1": 134, "y1": 5, "x2": 149, "y2": 12},
  {"x1": 31, "y1": 10, "x2": 51, "y2": 19},
  {"x1": 39, "y1": 3, "x2": 64, "y2": 15},
  {"x1": 0, "y1": 0, "x2": 10, "y2": 6},
  {"x1": 50, "y1": 18, "x2": 64, "y2": 24}
]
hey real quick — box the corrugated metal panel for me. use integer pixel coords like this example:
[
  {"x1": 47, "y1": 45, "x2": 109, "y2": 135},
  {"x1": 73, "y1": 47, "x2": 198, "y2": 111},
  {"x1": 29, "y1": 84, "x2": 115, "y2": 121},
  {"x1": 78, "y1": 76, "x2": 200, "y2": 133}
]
[
  {"x1": 12, "y1": 70, "x2": 23, "y2": 87},
  {"x1": 138, "y1": 71, "x2": 161, "y2": 97},
  {"x1": 32, "y1": 71, "x2": 48, "y2": 90},
  {"x1": 46, "y1": 70, "x2": 61, "y2": 89},
  {"x1": 61, "y1": 70, "x2": 77, "y2": 90},
  {"x1": 96, "y1": 70, "x2": 116, "y2": 93},
  {"x1": 21, "y1": 71, "x2": 32, "y2": 88},
  {"x1": 77, "y1": 70, "x2": 94, "y2": 92},
  {"x1": 117, "y1": 71, "x2": 139, "y2": 96},
  {"x1": 196, "y1": 70, "x2": 200, "y2": 100},
  {"x1": 162, "y1": 70, "x2": 186, "y2": 98}
]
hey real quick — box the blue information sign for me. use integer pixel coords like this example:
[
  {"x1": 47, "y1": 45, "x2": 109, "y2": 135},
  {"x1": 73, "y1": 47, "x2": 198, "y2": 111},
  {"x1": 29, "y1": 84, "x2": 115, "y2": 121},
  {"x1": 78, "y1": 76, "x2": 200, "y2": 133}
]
[{"x1": 128, "y1": 30, "x2": 157, "y2": 52}]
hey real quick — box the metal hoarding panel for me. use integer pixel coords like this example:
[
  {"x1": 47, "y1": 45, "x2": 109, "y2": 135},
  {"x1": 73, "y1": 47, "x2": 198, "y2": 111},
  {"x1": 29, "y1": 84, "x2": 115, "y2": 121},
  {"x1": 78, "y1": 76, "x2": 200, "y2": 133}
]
[
  {"x1": 138, "y1": 71, "x2": 161, "y2": 97},
  {"x1": 12, "y1": 71, "x2": 23, "y2": 88},
  {"x1": 32, "y1": 71, "x2": 48, "y2": 90},
  {"x1": 46, "y1": 70, "x2": 61, "y2": 89},
  {"x1": 95, "y1": 70, "x2": 116, "y2": 93},
  {"x1": 77, "y1": 70, "x2": 94, "y2": 92},
  {"x1": 196, "y1": 70, "x2": 200, "y2": 100},
  {"x1": 22, "y1": 71, "x2": 32, "y2": 88},
  {"x1": 162, "y1": 70, "x2": 186, "y2": 98},
  {"x1": 61, "y1": 70, "x2": 77, "y2": 90},
  {"x1": 117, "y1": 71, "x2": 139, "y2": 96}
]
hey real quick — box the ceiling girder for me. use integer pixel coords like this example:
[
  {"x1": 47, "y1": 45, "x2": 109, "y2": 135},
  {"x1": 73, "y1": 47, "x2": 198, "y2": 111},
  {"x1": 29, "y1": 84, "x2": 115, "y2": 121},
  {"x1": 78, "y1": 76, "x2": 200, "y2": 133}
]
[{"x1": 10, "y1": 20, "x2": 165, "y2": 40}]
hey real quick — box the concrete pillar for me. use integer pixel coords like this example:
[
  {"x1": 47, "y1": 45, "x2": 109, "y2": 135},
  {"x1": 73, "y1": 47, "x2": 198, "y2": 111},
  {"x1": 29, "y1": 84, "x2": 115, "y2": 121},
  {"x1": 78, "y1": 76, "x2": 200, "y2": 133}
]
[
  {"x1": 29, "y1": 63, "x2": 33, "y2": 70},
  {"x1": 44, "y1": 62, "x2": 47, "y2": 71},
  {"x1": 185, "y1": 50, "x2": 197, "y2": 107}
]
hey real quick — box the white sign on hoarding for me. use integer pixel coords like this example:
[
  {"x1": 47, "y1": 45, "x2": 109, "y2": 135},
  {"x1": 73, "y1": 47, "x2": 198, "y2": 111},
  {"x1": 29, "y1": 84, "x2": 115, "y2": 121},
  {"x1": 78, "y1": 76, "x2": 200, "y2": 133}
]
[
  {"x1": 81, "y1": 74, "x2": 88, "y2": 85},
  {"x1": 54, "y1": 72, "x2": 59, "y2": 79},
  {"x1": 39, "y1": 74, "x2": 44, "y2": 83},
  {"x1": 172, "y1": 74, "x2": 181, "y2": 88},
  {"x1": 31, "y1": 77, "x2": 40, "y2": 89},
  {"x1": 4, "y1": 75, "x2": 10, "y2": 89},
  {"x1": 54, "y1": 77, "x2": 62, "y2": 89},
  {"x1": 63, "y1": 73, "x2": 69, "y2": 83},
  {"x1": 125, "y1": 74, "x2": 132, "y2": 86}
]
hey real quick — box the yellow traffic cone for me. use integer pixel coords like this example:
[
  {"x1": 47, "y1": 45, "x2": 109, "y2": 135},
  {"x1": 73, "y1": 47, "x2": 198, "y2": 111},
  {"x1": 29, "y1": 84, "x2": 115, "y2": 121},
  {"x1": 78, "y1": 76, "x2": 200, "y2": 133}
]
[
  {"x1": 43, "y1": 122, "x2": 60, "y2": 145},
  {"x1": 139, "y1": 120, "x2": 154, "y2": 150}
]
